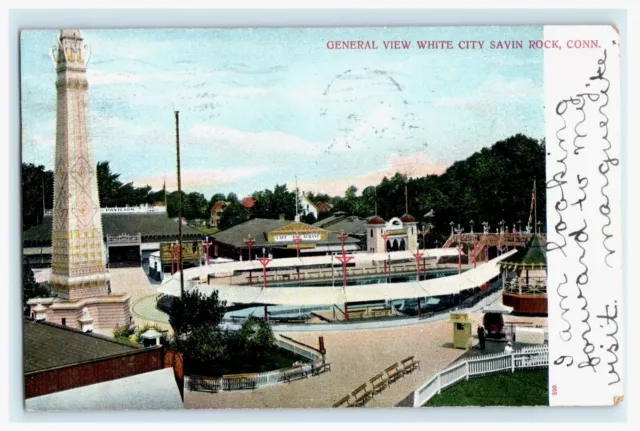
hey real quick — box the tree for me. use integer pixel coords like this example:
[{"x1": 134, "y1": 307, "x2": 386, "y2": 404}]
[
  {"x1": 218, "y1": 201, "x2": 250, "y2": 231},
  {"x1": 301, "y1": 212, "x2": 316, "y2": 224},
  {"x1": 21, "y1": 163, "x2": 53, "y2": 230},
  {"x1": 165, "y1": 289, "x2": 227, "y2": 336},
  {"x1": 175, "y1": 323, "x2": 229, "y2": 375},
  {"x1": 22, "y1": 258, "x2": 51, "y2": 315}
]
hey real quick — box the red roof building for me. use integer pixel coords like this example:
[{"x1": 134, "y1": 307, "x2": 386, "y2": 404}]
[
  {"x1": 242, "y1": 197, "x2": 256, "y2": 209},
  {"x1": 210, "y1": 201, "x2": 228, "y2": 228}
]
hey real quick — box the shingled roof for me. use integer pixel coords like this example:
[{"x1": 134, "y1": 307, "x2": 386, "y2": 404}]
[
  {"x1": 24, "y1": 318, "x2": 139, "y2": 374},
  {"x1": 500, "y1": 235, "x2": 547, "y2": 270},
  {"x1": 313, "y1": 215, "x2": 367, "y2": 236},
  {"x1": 23, "y1": 213, "x2": 202, "y2": 246}
]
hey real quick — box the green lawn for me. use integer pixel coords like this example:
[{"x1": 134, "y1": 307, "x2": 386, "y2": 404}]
[
  {"x1": 228, "y1": 346, "x2": 309, "y2": 375},
  {"x1": 425, "y1": 370, "x2": 549, "y2": 407}
]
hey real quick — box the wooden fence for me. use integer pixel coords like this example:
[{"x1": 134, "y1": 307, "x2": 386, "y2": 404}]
[{"x1": 185, "y1": 334, "x2": 327, "y2": 393}]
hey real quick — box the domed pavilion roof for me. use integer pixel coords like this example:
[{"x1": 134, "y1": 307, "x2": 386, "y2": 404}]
[
  {"x1": 366, "y1": 215, "x2": 385, "y2": 225},
  {"x1": 400, "y1": 213, "x2": 416, "y2": 223}
]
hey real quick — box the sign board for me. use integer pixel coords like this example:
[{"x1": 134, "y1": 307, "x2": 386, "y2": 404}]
[
  {"x1": 273, "y1": 233, "x2": 321, "y2": 242},
  {"x1": 159, "y1": 241, "x2": 203, "y2": 263}
]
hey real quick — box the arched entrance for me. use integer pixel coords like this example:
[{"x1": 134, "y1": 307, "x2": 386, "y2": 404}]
[
  {"x1": 392, "y1": 239, "x2": 399, "y2": 251},
  {"x1": 400, "y1": 238, "x2": 406, "y2": 251}
]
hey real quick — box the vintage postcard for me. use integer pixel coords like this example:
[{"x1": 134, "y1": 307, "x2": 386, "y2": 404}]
[{"x1": 20, "y1": 25, "x2": 622, "y2": 410}]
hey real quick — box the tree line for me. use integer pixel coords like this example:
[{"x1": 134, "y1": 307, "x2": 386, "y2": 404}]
[{"x1": 22, "y1": 133, "x2": 545, "y2": 245}]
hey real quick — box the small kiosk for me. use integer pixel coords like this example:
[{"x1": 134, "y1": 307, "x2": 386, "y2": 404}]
[{"x1": 449, "y1": 312, "x2": 471, "y2": 349}]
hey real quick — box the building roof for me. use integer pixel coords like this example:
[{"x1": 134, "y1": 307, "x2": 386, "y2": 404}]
[
  {"x1": 211, "y1": 201, "x2": 227, "y2": 212},
  {"x1": 314, "y1": 202, "x2": 332, "y2": 213},
  {"x1": 23, "y1": 213, "x2": 202, "y2": 246},
  {"x1": 242, "y1": 197, "x2": 256, "y2": 209},
  {"x1": 400, "y1": 213, "x2": 417, "y2": 223},
  {"x1": 24, "y1": 318, "x2": 139, "y2": 374},
  {"x1": 500, "y1": 235, "x2": 547, "y2": 270},
  {"x1": 366, "y1": 215, "x2": 385, "y2": 225},
  {"x1": 313, "y1": 215, "x2": 367, "y2": 236},
  {"x1": 213, "y1": 218, "x2": 359, "y2": 248},
  {"x1": 25, "y1": 368, "x2": 183, "y2": 411}
]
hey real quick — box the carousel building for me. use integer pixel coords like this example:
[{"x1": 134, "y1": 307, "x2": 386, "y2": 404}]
[{"x1": 499, "y1": 235, "x2": 547, "y2": 315}]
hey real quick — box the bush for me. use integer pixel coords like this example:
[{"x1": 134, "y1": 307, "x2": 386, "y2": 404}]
[
  {"x1": 112, "y1": 324, "x2": 136, "y2": 346},
  {"x1": 156, "y1": 294, "x2": 176, "y2": 314}
]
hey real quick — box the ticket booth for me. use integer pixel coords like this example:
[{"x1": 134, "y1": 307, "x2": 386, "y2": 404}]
[{"x1": 450, "y1": 312, "x2": 472, "y2": 349}]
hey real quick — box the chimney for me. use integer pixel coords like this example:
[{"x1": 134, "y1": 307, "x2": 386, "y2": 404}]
[
  {"x1": 78, "y1": 307, "x2": 94, "y2": 333},
  {"x1": 33, "y1": 303, "x2": 47, "y2": 321},
  {"x1": 140, "y1": 329, "x2": 163, "y2": 347}
]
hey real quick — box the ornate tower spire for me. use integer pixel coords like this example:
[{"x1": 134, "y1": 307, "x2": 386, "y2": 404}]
[{"x1": 49, "y1": 29, "x2": 109, "y2": 300}]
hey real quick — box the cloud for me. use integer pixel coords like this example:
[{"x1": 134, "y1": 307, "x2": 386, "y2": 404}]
[
  {"x1": 299, "y1": 151, "x2": 448, "y2": 197},
  {"x1": 134, "y1": 166, "x2": 272, "y2": 191},
  {"x1": 188, "y1": 124, "x2": 320, "y2": 155},
  {"x1": 30, "y1": 134, "x2": 55, "y2": 148},
  {"x1": 435, "y1": 76, "x2": 542, "y2": 114}
]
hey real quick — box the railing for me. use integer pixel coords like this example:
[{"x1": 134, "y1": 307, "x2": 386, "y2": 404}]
[
  {"x1": 412, "y1": 346, "x2": 548, "y2": 407},
  {"x1": 185, "y1": 334, "x2": 325, "y2": 393},
  {"x1": 44, "y1": 205, "x2": 166, "y2": 217},
  {"x1": 504, "y1": 277, "x2": 547, "y2": 295}
]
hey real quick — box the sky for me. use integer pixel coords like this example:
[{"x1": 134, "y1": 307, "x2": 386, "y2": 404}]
[{"x1": 20, "y1": 27, "x2": 544, "y2": 199}]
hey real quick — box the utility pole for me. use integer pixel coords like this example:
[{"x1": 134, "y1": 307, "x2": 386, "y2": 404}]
[
  {"x1": 533, "y1": 177, "x2": 538, "y2": 234},
  {"x1": 175, "y1": 110, "x2": 184, "y2": 298}
]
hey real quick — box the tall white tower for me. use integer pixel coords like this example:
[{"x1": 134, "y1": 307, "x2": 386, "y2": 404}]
[{"x1": 48, "y1": 30, "x2": 110, "y2": 300}]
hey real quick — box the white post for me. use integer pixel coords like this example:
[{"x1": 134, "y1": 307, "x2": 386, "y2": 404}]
[
  {"x1": 437, "y1": 373, "x2": 442, "y2": 394},
  {"x1": 511, "y1": 353, "x2": 515, "y2": 372},
  {"x1": 465, "y1": 361, "x2": 469, "y2": 380}
]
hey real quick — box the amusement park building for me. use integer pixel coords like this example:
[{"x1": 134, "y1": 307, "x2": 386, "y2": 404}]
[
  {"x1": 365, "y1": 214, "x2": 419, "y2": 253},
  {"x1": 211, "y1": 217, "x2": 360, "y2": 260},
  {"x1": 22, "y1": 205, "x2": 202, "y2": 268}
]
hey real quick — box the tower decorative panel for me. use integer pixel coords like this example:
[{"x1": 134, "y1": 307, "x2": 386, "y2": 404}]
[{"x1": 49, "y1": 30, "x2": 110, "y2": 300}]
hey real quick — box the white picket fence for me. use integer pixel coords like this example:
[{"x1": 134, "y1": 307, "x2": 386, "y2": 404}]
[
  {"x1": 184, "y1": 335, "x2": 324, "y2": 392},
  {"x1": 412, "y1": 345, "x2": 548, "y2": 407}
]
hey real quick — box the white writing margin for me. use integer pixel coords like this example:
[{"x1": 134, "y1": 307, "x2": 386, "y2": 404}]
[{"x1": 544, "y1": 25, "x2": 622, "y2": 407}]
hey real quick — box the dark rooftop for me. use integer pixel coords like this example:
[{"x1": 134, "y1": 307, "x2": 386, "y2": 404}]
[
  {"x1": 24, "y1": 319, "x2": 139, "y2": 374},
  {"x1": 313, "y1": 215, "x2": 367, "y2": 236},
  {"x1": 23, "y1": 213, "x2": 202, "y2": 246}
]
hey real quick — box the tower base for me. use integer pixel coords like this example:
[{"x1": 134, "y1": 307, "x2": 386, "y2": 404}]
[{"x1": 27, "y1": 294, "x2": 132, "y2": 334}]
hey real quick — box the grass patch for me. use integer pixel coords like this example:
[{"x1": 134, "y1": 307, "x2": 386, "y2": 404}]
[
  {"x1": 230, "y1": 346, "x2": 309, "y2": 375},
  {"x1": 425, "y1": 369, "x2": 549, "y2": 407}
]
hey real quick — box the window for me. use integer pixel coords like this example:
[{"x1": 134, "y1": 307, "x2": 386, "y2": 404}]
[
  {"x1": 370, "y1": 229, "x2": 373, "y2": 238},
  {"x1": 61, "y1": 318, "x2": 66, "y2": 326}
]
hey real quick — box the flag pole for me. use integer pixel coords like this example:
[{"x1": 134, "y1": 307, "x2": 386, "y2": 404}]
[
  {"x1": 175, "y1": 110, "x2": 184, "y2": 298},
  {"x1": 533, "y1": 178, "x2": 537, "y2": 234}
]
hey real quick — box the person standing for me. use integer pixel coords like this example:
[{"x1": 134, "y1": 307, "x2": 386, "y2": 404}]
[{"x1": 477, "y1": 325, "x2": 486, "y2": 351}]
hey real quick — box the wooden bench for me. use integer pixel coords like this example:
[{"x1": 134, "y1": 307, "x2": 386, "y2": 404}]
[
  {"x1": 222, "y1": 374, "x2": 257, "y2": 391},
  {"x1": 385, "y1": 363, "x2": 404, "y2": 384},
  {"x1": 401, "y1": 356, "x2": 421, "y2": 374},
  {"x1": 188, "y1": 375, "x2": 220, "y2": 393},
  {"x1": 281, "y1": 366, "x2": 308, "y2": 383},
  {"x1": 370, "y1": 307, "x2": 390, "y2": 317},
  {"x1": 311, "y1": 361, "x2": 332, "y2": 376},
  {"x1": 332, "y1": 395, "x2": 355, "y2": 408},
  {"x1": 347, "y1": 309, "x2": 366, "y2": 320},
  {"x1": 369, "y1": 372, "x2": 388, "y2": 394},
  {"x1": 352, "y1": 383, "x2": 374, "y2": 406}
]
